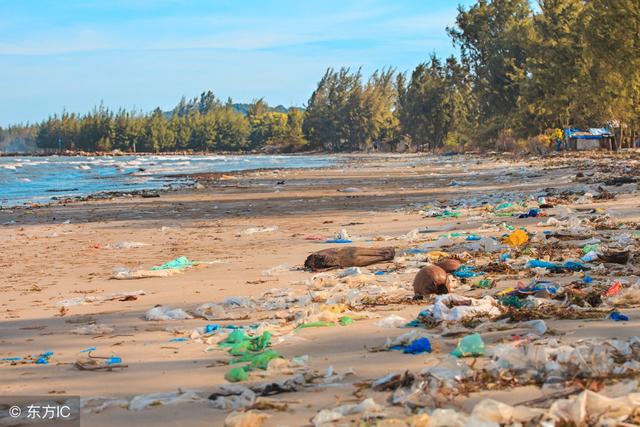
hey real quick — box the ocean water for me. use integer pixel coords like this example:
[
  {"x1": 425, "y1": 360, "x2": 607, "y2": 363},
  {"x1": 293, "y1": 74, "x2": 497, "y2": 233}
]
[{"x1": 0, "y1": 154, "x2": 336, "y2": 207}]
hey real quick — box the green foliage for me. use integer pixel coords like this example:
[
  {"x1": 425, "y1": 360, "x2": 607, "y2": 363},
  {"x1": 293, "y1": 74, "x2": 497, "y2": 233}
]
[
  {"x1": 33, "y1": 93, "x2": 306, "y2": 153},
  {"x1": 448, "y1": 0, "x2": 534, "y2": 141},
  {"x1": 397, "y1": 55, "x2": 470, "y2": 151},
  {"x1": 303, "y1": 67, "x2": 398, "y2": 152}
]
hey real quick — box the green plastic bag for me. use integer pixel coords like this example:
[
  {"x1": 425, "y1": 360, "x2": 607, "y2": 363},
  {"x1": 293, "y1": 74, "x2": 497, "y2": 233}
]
[
  {"x1": 582, "y1": 244, "x2": 599, "y2": 254},
  {"x1": 474, "y1": 279, "x2": 493, "y2": 289},
  {"x1": 339, "y1": 316, "x2": 354, "y2": 326},
  {"x1": 295, "y1": 321, "x2": 336, "y2": 331},
  {"x1": 151, "y1": 256, "x2": 194, "y2": 271},
  {"x1": 495, "y1": 202, "x2": 514, "y2": 211},
  {"x1": 225, "y1": 366, "x2": 249, "y2": 382},
  {"x1": 499, "y1": 295, "x2": 525, "y2": 308},
  {"x1": 248, "y1": 350, "x2": 281, "y2": 370},
  {"x1": 231, "y1": 349, "x2": 282, "y2": 370},
  {"x1": 219, "y1": 329, "x2": 247, "y2": 346},
  {"x1": 248, "y1": 331, "x2": 271, "y2": 352},
  {"x1": 451, "y1": 333, "x2": 485, "y2": 357},
  {"x1": 229, "y1": 341, "x2": 249, "y2": 356}
]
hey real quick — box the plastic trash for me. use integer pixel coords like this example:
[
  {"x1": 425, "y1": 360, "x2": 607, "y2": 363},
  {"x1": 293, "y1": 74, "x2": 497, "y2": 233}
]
[
  {"x1": 224, "y1": 411, "x2": 270, "y2": 427},
  {"x1": 311, "y1": 398, "x2": 385, "y2": 427},
  {"x1": 609, "y1": 312, "x2": 629, "y2": 321},
  {"x1": 498, "y1": 295, "x2": 526, "y2": 308},
  {"x1": 451, "y1": 333, "x2": 485, "y2": 357},
  {"x1": 204, "y1": 324, "x2": 221, "y2": 334},
  {"x1": 236, "y1": 226, "x2": 278, "y2": 236},
  {"x1": 495, "y1": 202, "x2": 515, "y2": 211},
  {"x1": 145, "y1": 306, "x2": 192, "y2": 321},
  {"x1": 471, "y1": 399, "x2": 544, "y2": 424},
  {"x1": 453, "y1": 265, "x2": 481, "y2": 278},
  {"x1": 376, "y1": 315, "x2": 407, "y2": 328},
  {"x1": 527, "y1": 259, "x2": 588, "y2": 271},
  {"x1": 338, "y1": 267, "x2": 363, "y2": 277},
  {"x1": 57, "y1": 290, "x2": 146, "y2": 306},
  {"x1": 402, "y1": 337, "x2": 432, "y2": 354},
  {"x1": 232, "y1": 349, "x2": 282, "y2": 370},
  {"x1": 112, "y1": 268, "x2": 181, "y2": 280},
  {"x1": 518, "y1": 208, "x2": 540, "y2": 218},
  {"x1": 547, "y1": 390, "x2": 640, "y2": 426},
  {"x1": 537, "y1": 217, "x2": 560, "y2": 227},
  {"x1": 425, "y1": 294, "x2": 501, "y2": 322},
  {"x1": 106, "y1": 356, "x2": 122, "y2": 365},
  {"x1": 504, "y1": 229, "x2": 529, "y2": 247},
  {"x1": 225, "y1": 367, "x2": 249, "y2": 382},
  {"x1": 436, "y1": 210, "x2": 460, "y2": 219},
  {"x1": 514, "y1": 281, "x2": 558, "y2": 297},
  {"x1": 224, "y1": 296, "x2": 253, "y2": 308},
  {"x1": 581, "y1": 251, "x2": 599, "y2": 262},
  {"x1": 474, "y1": 279, "x2": 493, "y2": 289},
  {"x1": 106, "y1": 241, "x2": 149, "y2": 249},
  {"x1": 128, "y1": 390, "x2": 203, "y2": 411},
  {"x1": 36, "y1": 351, "x2": 54, "y2": 364},
  {"x1": 151, "y1": 256, "x2": 194, "y2": 270},
  {"x1": 338, "y1": 316, "x2": 353, "y2": 326},
  {"x1": 260, "y1": 264, "x2": 290, "y2": 277},
  {"x1": 582, "y1": 243, "x2": 600, "y2": 254},
  {"x1": 194, "y1": 303, "x2": 227, "y2": 320},
  {"x1": 295, "y1": 321, "x2": 336, "y2": 330},
  {"x1": 604, "y1": 281, "x2": 623, "y2": 297},
  {"x1": 71, "y1": 324, "x2": 114, "y2": 335}
]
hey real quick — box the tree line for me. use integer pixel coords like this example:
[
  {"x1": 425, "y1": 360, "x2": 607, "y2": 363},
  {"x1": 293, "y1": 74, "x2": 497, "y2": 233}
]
[
  {"x1": 30, "y1": 93, "x2": 307, "y2": 153},
  {"x1": 2, "y1": 0, "x2": 638, "y2": 153}
]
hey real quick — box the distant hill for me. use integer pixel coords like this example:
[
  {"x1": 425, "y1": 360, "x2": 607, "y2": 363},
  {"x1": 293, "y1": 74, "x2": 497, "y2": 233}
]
[{"x1": 231, "y1": 103, "x2": 292, "y2": 115}]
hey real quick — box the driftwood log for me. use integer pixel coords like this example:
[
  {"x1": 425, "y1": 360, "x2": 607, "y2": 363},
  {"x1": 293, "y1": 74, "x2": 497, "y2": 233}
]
[{"x1": 304, "y1": 246, "x2": 395, "y2": 271}]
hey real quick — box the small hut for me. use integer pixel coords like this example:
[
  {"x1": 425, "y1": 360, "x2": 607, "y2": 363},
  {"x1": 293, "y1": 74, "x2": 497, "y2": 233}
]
[{"x1": 564, "y1": 128, "x2": 615, "y2": 150}]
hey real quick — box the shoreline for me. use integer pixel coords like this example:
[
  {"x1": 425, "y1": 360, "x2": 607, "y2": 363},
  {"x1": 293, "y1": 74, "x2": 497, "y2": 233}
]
[
  {"x1": 0, "y1": 150, "x2": 363, "y2": 157},
  {"x1": 0, "y1": 155, "x2": 353, "y2": 210},
  {"x1": 3, "y1": 150, "x2": 638, "y2": 210}
]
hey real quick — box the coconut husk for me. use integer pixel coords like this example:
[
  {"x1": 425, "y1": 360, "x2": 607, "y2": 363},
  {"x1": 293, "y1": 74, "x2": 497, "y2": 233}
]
[
  {"x1": 435, "y1": 258, "x2": 461, "y2": 273},
  {"x1": 413, "y1": 265, "x2": 449, "y2": 296}
]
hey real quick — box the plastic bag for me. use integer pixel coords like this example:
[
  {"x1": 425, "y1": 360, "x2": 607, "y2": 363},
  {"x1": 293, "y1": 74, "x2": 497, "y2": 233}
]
[
  {"x1": 451, "y1": 333, "x2": 485, "y2": 357},
  {"x1": 145, "y1": 306, "x2": 192, "y2": 321},
  {"x1": 504, "y1": 229, "x2": 528, "y2": 247}
]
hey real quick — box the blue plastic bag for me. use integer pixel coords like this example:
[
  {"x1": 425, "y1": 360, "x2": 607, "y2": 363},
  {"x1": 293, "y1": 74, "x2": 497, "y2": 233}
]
[
  {"x1": 610, "y1": 312, "x2": 629, "y2": 322},
  {"x1": 402, "y1": 338, "x2": 432, "y2": 354}
]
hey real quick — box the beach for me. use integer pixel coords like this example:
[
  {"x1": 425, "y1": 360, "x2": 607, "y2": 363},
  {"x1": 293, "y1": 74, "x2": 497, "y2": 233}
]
[{"x1": 1, "y1": 152, "x2": 640, "y2": 426}]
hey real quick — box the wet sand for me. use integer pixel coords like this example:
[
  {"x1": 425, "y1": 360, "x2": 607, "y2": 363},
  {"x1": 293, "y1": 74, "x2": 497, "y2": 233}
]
[{"x1": 1, "y1": 153, "x2": 639, "y2": 426}]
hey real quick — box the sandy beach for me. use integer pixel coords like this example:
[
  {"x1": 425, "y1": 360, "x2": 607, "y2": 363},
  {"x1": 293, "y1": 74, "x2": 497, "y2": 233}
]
[{"x1": 2, "y1": 152, "x2": 640, "y2": 426}]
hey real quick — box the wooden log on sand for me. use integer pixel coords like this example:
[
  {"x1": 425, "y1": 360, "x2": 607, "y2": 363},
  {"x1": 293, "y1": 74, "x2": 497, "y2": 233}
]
[{"x1": 304, "y1": 246, "x2": 395, "y2": 271}]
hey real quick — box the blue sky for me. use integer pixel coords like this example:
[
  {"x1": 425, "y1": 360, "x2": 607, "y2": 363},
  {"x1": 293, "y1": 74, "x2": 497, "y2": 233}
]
[{"x1": 0, "y1": 0, "x2": 475, "y2": 125}]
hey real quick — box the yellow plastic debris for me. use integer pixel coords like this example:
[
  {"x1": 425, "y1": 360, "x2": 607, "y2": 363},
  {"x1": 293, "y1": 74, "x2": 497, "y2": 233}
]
[
  {"x1": 320, "y1": 304, "x2": 349, "y2": 314},
  {"x1": 426, "y1": 251, "x2": 450, "y2": 260},
  {"x1": 504, "y1": 229, "x2": 528, "y2": 247}
]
